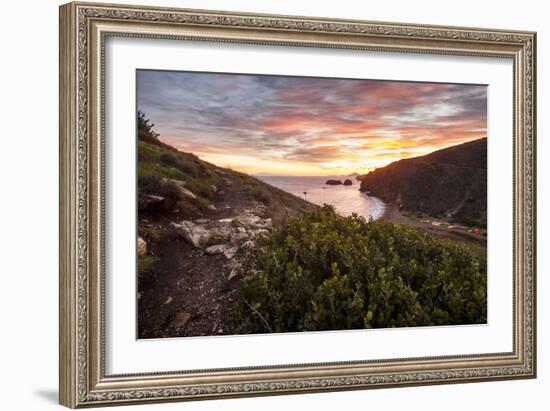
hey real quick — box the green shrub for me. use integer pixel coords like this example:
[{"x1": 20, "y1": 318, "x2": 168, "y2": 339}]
[
  {"x1": 242, "y1": 179, "x2": 274, "y2": 205},
  {"x1": 138, "y1": 161, "x2": 187, "y2": 181},
  {"x1": 227, "y1": 205, "x2": 487, "y2": 334},
  {"x1": 159, "y1": 152, "x2": 180, "y2": 167},
  {"x1": 138, "y1": 255, "x2": 159, "y2": 275}
]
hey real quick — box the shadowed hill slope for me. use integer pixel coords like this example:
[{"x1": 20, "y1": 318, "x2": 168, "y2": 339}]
[{"x1": 360, "y1": 138, "x2": 487, "y2": 227}]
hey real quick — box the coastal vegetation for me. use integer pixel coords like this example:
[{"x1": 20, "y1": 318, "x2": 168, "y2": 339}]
[
  {"x1": 137, "y1": 112, "x2": 487, "y2": 338},
  {"x1": 227, "y1": 205, "x2": 486, "y2": 334}
]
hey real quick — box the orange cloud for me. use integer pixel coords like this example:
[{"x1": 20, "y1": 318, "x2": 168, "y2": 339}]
[{"x1": 138, "y1": 70, "x2": 487, "y2": 175}]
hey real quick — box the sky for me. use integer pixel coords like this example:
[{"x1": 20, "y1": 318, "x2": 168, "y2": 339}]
[{"x1": 137, "y1": 70, "x2": 487, "y2": 176}]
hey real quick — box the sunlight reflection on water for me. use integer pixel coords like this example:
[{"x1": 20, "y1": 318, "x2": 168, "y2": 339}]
[{"x1": 257, "y1": 175, "x2": 385, "y2": 220}]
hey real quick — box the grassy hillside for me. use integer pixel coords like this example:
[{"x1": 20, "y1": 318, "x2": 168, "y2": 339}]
[
  {"x1": 137, "y1": 113, "x2": 314, "y2": 225},
  {"x1": 360, "y1": 138, "x2": 487, "y2": 228},
  {"x1": 136, "y1": 112, "x2": 316, "y2": 338}
]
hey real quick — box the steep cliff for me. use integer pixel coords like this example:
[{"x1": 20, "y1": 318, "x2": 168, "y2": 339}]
[{"x1": 360, "y1": 138, "x2": 487, "y2": 227}]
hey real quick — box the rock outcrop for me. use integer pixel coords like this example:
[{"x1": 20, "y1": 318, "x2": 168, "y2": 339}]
[
  {"x1": 170, "y1": 221, "x2": 214, "y2": 248},
  {"x1": 170, "y1": 206, "x2": 272, "y2": 260},
  {"x1": 325, "y1": 179, "x2": 342, "y2": 185},
  {"x1": 164, "y1": 178, "x2": 197, "y2": 200},
  {"x1": 138, "y1": 194, "x2": 165, "y2": 211},
  {"x1": 137, "y1": 236, "x2": 147, "y2": 256}
]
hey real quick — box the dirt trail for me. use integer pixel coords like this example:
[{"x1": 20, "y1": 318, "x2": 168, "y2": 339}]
[{"x1": 138, "y1": 176, "x2": 256, "y2": 338}]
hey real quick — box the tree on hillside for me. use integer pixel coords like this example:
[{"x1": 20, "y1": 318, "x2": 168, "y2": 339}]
[{"x1": 137, "y1": 111, "x2": 159, "y2": 142}]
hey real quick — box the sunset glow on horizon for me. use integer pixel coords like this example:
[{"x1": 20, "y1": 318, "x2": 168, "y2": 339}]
[{"x1": 137, "y1": 70, "x2": 487, "y2": 176}]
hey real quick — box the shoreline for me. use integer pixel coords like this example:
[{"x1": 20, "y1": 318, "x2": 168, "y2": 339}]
[
  {"x1": 258, "y1": 177, "x2": 484, "y2": 247},
  {"x1": 360, "y1": 192, "x2": 386, "y2": 220},
  {"x1": 258, "y1": 175, "x2": 386, "y2": 221}
]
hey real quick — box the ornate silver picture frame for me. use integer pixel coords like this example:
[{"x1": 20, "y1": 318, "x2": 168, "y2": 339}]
[{"x1": 59, "y1": 2, "x2": 536, "y2": 408}]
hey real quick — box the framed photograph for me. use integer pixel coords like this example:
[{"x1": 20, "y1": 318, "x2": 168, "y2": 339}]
[{"x1": 59, "y1": 2, "x2": 537, "y2": 408}]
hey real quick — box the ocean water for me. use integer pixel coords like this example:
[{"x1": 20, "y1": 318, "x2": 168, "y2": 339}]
[{"x1": 257, "y1": 175, "x2": 385, "y2": 220}]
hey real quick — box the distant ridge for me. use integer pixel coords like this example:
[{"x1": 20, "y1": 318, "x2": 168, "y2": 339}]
[{"x1": 360, "y1": 138, "x2": 487, "y2": 227}]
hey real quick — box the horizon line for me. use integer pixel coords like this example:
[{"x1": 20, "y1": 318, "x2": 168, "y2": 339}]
[{"x1": 159, "y1": 136, "x2": 487, "y2": 177}]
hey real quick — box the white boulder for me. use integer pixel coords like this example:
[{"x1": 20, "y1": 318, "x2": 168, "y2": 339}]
[{"x1": 137, "y1": 236, "x2": 147, "y2": 256}]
